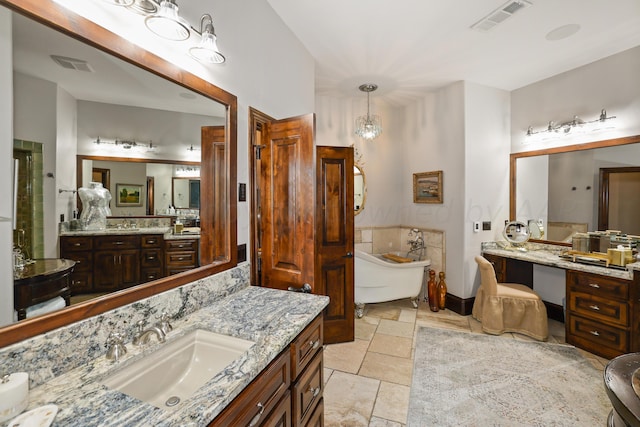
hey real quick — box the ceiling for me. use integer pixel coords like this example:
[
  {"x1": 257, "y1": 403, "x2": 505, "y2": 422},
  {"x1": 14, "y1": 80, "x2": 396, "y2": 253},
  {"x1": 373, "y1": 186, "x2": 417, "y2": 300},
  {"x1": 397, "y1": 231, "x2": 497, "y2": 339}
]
[{"x1": 266, "y1": 0, "x2": 640, "y2": 106}]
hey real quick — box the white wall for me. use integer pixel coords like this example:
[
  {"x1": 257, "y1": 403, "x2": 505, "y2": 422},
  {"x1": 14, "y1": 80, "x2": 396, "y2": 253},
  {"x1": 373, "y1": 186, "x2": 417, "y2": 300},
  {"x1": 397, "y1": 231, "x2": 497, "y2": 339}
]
[
  {"x1": 76, "y1": 101, "x2": 222, "y2": 162},
  {"x1": 463, "y1": 82, "x2": 511, "y2": 298},
  {"x1": 512, "y1": 45, "x2": 640, "y2": 152},
  {"x1": 56, "y1": 87, "x2": 77, "y2": 250},
  {"x1": 0, "y1": 8, "x2": 13, "y2": 326},
  {"x1": 315, "y1": 94, "x2": 404, "y2": 227},
  {"x1": 146, "y1": 163, "x2": 173, "y2": 213},
  {"x1": 13, "y1": 73, "x2": 58, "y2": 257}
]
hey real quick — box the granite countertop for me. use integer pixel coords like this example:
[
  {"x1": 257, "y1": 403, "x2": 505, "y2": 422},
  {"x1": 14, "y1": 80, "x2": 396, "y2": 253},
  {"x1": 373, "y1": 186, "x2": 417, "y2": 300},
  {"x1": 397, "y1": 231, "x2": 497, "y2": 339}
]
[
  {"x1": 60, "y1": 227, "x2": 200, "y2": 240},
  {"x1": 23, "y1": 287, "x2": 329, "y2": 426},
  {"x1": 482, "y1": 241, "x2": 640, "y2": 281}
]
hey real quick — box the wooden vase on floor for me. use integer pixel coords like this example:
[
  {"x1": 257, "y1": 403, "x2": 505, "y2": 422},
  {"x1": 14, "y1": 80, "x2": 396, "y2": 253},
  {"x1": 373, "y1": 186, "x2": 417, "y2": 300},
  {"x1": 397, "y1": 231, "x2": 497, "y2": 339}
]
[
  {"x1": 437, "y1": 271, "x2": 447, "y2": 310},
  {"x1": 428, "y1": 269, "x2": 439, "y2": 312}
]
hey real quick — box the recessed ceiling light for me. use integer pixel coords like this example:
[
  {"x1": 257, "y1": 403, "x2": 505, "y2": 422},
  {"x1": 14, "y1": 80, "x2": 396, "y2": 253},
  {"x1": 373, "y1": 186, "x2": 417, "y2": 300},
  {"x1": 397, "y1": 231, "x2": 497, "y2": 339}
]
[{"x1": 545, "y1": 24, "x2": 581, "y2": 41}]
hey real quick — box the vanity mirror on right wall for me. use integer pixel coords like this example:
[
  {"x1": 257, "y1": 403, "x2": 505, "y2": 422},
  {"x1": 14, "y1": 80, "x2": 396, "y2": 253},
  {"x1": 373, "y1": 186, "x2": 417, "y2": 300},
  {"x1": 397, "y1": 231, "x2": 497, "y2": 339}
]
[{"x1": 510, "y1": 134, "x2": 640, "y2": 244}]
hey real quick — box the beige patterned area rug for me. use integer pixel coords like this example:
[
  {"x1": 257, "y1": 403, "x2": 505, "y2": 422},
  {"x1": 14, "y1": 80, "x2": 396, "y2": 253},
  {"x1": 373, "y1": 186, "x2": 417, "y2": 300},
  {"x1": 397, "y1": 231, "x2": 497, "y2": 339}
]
[{"x1": 408, "y1": 326, "x2": 611, "y2": 426}]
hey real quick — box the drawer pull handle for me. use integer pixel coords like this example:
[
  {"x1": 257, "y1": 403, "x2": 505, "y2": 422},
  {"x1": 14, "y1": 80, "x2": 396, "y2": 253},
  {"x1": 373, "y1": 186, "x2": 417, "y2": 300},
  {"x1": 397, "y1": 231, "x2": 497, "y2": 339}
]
[
  {"x1": 248, "y1": 402, "x2": 265, "y2": 427},
  {"x1": 148, "y1": 240, "x2": 156, "y2": 244},
  {"x1": 73, "y1": 243, "x2": 81, "y2": 247},
  {"x1": 590, "y1": 330, "x2": 600, "y2": 336},
  {"x1": 308, "y1": 340, "x2": 320, "y2": 350},
  {"x1": 589, "y1": 283, "x2": 600, "y2": 288},
  {"x1": 148, "y1": 256, "x2": 155, "y2": 260},
  {"x1": 589, "y1": 305, "x2": 600, "y2": 311},
  {"x1": 113, "y1": 241, "x2": 124, "y2": 245},
  {"x1": 308, "y1": 386, "x2": 320, "y2": 398},
  {"x1": 178, "y1": 244, "x2": 185, "y2": 248}
]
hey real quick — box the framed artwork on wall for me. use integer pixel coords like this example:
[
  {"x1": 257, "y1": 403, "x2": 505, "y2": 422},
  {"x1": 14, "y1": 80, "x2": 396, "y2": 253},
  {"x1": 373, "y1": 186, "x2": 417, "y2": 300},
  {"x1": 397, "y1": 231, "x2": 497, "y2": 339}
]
[
  {"x1": 413, "y1": 170, "x2": 443, "y2": 204},
  {"x1": 116, "y1": 183, "x2": 143, "y2": 207}
]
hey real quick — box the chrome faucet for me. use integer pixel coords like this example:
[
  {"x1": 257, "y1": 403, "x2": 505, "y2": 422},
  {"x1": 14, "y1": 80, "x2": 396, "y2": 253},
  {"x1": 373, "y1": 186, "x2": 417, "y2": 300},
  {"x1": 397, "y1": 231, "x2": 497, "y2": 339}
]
[
  {"x1": 407, "y1": 228, "x2": 425, "y2": 260},
  {"x1": 106, "y1": 332, "x2": 127, "y2": 362},
  {"x1": 132, "y1": 320, "x2": 166, "y2": 346}
]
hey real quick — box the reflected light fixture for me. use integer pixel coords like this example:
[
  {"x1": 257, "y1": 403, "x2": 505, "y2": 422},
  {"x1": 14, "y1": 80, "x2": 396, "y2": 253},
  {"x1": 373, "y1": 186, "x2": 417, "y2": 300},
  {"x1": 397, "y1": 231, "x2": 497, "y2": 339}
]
[
  {"x1": 93, "y1": 137, "x2": 157, "y2": 152},
  {"x1": 526, "y1": 108, "x2": 617, "y2": 140},
  {"x1": 144, "y1": 0, "x2": 190, "y2": 41},
  {"x1": 355, "y1": 83, "x2": 382, "y2": 140},
  {"x1": 189, "y1": 14, "x2": 226, "y2": 64}
]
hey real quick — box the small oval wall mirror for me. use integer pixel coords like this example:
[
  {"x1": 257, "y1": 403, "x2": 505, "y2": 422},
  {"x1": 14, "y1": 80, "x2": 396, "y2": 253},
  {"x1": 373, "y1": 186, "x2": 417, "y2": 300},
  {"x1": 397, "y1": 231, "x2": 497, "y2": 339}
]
[
  {"x1": 354, "y1": 164, "x2": 366, "y2": 215},
  {"x1": 503, "y1": 221, "x2": 531, "y2": 245}
]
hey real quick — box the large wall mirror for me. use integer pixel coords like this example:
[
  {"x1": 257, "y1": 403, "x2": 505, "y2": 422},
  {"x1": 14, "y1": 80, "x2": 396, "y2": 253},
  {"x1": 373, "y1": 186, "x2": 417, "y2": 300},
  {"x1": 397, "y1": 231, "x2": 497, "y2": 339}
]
[
  {"x1": 1, "y1": 0, "x2": 237, "y2": 347},
  {"x1": 510, "y1": 134, "x2": 640, "y2": 244}
]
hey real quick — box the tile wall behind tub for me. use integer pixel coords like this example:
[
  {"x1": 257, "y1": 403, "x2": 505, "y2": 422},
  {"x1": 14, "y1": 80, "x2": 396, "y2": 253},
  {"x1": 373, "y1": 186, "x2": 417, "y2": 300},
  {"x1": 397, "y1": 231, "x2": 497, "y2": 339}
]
[
  {"x1": 0, "y1": 264, "x2": 251, "y2": 389},
  {"x1": 355, "y1": 226, "x2": 445, "y2": 275}
]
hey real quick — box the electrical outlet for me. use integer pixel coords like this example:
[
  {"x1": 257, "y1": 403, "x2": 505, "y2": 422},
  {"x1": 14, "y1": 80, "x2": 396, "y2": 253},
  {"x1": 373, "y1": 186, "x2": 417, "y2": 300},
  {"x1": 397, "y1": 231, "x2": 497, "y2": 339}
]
[
  {"x1": 473, "y1": 221, "x2": 480, "y2": 233},
  {"x1": 482, "y1": 221, "x2": 491, "y2": 231}
]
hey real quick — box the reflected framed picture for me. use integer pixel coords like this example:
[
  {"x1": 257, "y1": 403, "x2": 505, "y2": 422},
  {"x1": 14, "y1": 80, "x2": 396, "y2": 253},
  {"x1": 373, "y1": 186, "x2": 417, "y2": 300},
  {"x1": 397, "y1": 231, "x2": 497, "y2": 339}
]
[
  {"x1": 413, "y1": 170, "x2": 443, "y2": 204},
  {"x1": 116, "y1": 183, "x2": 143, "y2": 207}
]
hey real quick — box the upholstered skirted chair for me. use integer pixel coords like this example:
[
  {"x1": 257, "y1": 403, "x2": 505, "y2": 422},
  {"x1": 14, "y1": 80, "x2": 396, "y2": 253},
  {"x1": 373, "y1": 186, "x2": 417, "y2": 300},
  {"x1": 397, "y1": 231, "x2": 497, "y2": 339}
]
[{"x1": 472, "y1": 255, "x2": 548, "y2": 341}]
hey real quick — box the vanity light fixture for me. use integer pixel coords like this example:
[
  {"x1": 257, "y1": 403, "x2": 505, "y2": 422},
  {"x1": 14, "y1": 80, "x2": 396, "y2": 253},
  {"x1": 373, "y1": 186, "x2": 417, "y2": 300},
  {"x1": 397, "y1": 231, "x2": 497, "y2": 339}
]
[
  {"x1": 93, "y1": 137, "x2": 157, "y2": 152},
  {"x1": 144, "y1": 0, "x2": 190, "y2": 41},
  {"x1": 187, "y1": 144, "x2": 200, "y2": 152},
  {"x1": 355, "y1": 83, "x2": 382, "y2": 141},
  {"x1": 526, "y1": 108, "x2": 616, "y2": 140},
  {"x1": 189, "y1": 14, "x2": 226, "y2": 64}
]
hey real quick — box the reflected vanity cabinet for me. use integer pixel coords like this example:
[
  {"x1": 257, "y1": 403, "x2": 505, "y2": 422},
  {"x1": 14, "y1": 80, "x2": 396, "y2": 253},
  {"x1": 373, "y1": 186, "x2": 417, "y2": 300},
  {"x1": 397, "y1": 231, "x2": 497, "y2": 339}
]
[
  {"x1": 210, "y1": 314, "x2": 324, "y2": 427},
  {"x1": 565, "y1": 270, "x2": 638, "y2": 359},
  {"x1": 60, "y1": 234, "x2": 167, "y2": 294}
]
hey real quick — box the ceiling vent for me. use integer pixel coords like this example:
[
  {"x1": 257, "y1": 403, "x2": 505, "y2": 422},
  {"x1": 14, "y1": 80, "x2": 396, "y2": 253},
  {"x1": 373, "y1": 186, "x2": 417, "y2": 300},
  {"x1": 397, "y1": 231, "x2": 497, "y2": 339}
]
[
  {"x1": 50, "y1": 55, "x2": 95, "y2": 72},
  {"x1": 471, "y1": 0, "x2": 532, "y2": 32}
]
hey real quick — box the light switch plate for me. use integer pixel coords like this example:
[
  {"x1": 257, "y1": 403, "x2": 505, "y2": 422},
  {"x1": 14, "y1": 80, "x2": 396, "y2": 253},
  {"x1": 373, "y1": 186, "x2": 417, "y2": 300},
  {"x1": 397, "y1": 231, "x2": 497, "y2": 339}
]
[{"x1": 473, "y1": 221, "x2": 480, "y2": 233}]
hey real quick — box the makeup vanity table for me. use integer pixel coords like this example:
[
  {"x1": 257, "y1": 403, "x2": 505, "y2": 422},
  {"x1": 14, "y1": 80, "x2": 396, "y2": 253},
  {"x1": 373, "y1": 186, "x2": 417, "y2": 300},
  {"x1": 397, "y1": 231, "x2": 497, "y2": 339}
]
[{"x1": 482, "y1": 242, "x2": 640, "y2": 359}]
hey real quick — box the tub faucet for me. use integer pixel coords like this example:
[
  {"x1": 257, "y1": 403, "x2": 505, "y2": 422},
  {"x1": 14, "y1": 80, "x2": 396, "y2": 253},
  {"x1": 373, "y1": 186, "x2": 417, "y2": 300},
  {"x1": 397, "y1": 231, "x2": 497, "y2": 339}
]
[
  {"x1": 407, "y1": 228, "x2": 425, "y2": 260},
  {"x1": 132, "y1": 320, "x2": 166, "y2": 346}
]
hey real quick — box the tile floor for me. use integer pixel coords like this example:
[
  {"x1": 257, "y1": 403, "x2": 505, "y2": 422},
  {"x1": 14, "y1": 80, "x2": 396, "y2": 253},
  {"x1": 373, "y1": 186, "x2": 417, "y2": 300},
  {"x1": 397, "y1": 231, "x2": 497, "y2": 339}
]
[{"x1": 322, "y1": 299, "x2": 609, "y2": 426}]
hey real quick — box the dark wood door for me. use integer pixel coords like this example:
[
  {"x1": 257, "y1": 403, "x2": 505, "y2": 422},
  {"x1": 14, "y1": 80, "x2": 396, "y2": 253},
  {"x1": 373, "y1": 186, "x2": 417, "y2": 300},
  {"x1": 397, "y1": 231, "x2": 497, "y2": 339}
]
[
  {"x1": 316, "y1": 146, "x2": 354, "y2": 344},
  {"x1": 260, "y1": 114, "x2": 316, "y2": 291},
  {"x1": 119, "y1": 249, "x2": 141, "y2": 288},
  {"x1": 201, "y1": 126, "x2": 227, "y2": 264},
  {"x1": 93, "y1": 249, "x2": 140, "y2": 290}
]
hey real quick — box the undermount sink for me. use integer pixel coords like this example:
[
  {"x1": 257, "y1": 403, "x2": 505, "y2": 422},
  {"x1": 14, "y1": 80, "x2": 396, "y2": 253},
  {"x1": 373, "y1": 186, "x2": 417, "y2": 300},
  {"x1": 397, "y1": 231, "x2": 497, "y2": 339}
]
[{"x1": 103, "y1": 329, "x2": 254, "y2": 410}]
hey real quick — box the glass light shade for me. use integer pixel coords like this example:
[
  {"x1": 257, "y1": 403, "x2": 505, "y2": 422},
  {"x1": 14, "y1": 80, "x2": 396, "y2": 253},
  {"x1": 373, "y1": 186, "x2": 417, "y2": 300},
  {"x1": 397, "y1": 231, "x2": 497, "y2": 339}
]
[
  {"x1": 355, "y1": 115, "x2": 382, "y2": 140},
  {"x1": 189, "y1": 31, "x2": 226, "y2": 64},
  {"x1": 103, "y1": 0, "x2": 135, "y2": 6},
  {"x1": 144, "y1": 0, "x2": 190, "y2": 41}
]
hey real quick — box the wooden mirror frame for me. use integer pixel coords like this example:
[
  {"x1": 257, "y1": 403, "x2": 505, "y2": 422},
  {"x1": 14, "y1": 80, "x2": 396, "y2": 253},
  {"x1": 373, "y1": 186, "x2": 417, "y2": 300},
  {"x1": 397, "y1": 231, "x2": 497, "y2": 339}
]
[
  {"x1": 0, "y1": 0, "x2": 237, "y2": 347},
  {"x1": 509, "y1": 134, "x2": 640, "y2": 245}
]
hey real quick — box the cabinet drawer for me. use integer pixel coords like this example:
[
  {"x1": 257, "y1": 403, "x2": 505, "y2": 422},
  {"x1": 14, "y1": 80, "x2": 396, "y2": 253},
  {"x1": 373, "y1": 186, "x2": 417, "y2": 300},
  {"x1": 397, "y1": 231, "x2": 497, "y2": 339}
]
[
  {"x1": 567, "y1": 270, "x2": 629, "y2": 300},
  {"x1": 65, "y1": 252, "x2": 92, "y2": 272},
  {"x1": 60, "y1": 236, "x2": 92, "y2": 252},
  {"x1": 70, "y1": 272, "x2": 92, "y2": 293},
  {"x1": 141, "y1": 268, "x2": 163, "y2": 282},
  {"x1": 141, "y1": 235, "x2": 163, "y2": 248},
  {"x1": 305, "y1": 398, "x2": 324, "y2": 427},
  {"x1": 94, "y1": 235, "x2": 139, "y2": 250},
  {"x1": 141, "y1": 249, "x2": 163, "y2": 268},
  {"x1": 165, "y1": 251, "x2": 197, "y2": 267},
  {"x1": 291, "y1": 315, "x2": 323, "y2": 379},
  {"x1": 568, "y1": 314, "x2": 627, "y2": 353},
  {"x1": 165, "y1": 239, "x2": 198, "y2": 252},
  {"x1": 569, "y1": 291, "x2": 628, "y2": 326},
  {"x1": 261, "y1": 391, "x2": 292, "y2": 427},
  {"x1": 483, "y1": 254, "x2": 505, "y2": 283},
  {"x1": 210, "y1": 350, "x2": 290, "y2": 426},
  {"x1": 292, "y1": 349, "x2": 323, "y2": 427}
]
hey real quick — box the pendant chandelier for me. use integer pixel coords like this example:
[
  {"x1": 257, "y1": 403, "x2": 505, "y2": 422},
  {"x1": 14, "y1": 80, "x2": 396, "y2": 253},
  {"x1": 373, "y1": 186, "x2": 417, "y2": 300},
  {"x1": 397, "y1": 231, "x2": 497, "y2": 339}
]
[{"x1": 355, "y1": 83, "x2": 382, "y2": 140}]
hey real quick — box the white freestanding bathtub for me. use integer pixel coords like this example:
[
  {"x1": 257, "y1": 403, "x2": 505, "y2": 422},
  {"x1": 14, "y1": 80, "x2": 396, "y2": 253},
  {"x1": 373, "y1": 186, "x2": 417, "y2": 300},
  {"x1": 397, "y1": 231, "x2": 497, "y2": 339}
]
[{"x1": 354, "y1": 250, "x2": 431, "y2": 317}]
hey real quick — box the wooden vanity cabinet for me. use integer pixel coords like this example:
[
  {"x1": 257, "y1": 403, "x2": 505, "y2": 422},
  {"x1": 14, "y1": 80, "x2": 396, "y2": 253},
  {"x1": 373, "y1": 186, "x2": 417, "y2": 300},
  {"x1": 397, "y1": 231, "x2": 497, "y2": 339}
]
[
  {"x1": 60, "y1": 236, "x2": 93, "y2": 294},
  {"x1": 165, "y1": 238, "x2": 199, "y2": 276},
  {"x1": 140, "y1": 235, "x2": 165, "y2": 282},
  {"x1": 92, "y1": 235, "x2": 140, "y2": 291},
  {"x1": 566, "y1": 270, "x2": 633, "y2": 359},
  {"x1": 210, "y1": 314, "x2": 324, "y2": 427}
]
